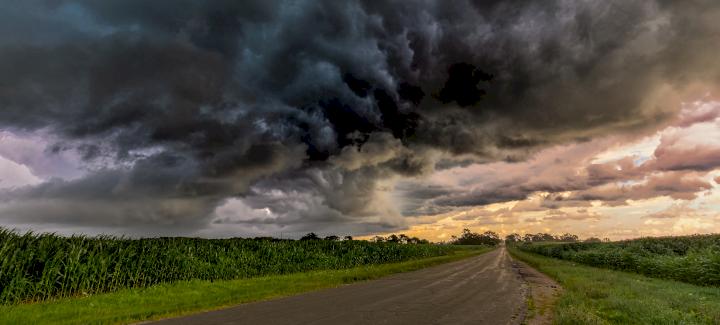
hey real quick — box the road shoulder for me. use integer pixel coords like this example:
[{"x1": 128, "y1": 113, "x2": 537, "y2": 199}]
[{"x1": 509, "y1": 250, "x2": 562, "y2": 325}]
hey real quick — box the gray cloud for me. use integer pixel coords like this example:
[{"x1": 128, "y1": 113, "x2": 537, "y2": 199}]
[{"x1": 0, "y1": 0, "x2": 718, "y2": 235}]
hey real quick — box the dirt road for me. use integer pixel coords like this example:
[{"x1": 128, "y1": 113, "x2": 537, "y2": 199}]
[{"x1": 152, "y1": 247, "x2": 530, "y2": 325}]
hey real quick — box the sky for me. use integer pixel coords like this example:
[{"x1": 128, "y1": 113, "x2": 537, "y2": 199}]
[{"x1": 0, "y1": 0, "x2": 719, "y2": 240}]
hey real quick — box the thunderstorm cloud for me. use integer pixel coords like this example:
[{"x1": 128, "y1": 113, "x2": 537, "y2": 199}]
[{"x1": 0, "y1": 0, "x2": 718, "y2": 237}]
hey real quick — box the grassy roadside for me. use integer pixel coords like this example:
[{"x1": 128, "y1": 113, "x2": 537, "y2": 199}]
[
  {"x1": 508, "y1": 247, "x2": 720, "y2": 324},
  {"x1": 0, "y1": 246, "x2": 492, "y2": 325}
]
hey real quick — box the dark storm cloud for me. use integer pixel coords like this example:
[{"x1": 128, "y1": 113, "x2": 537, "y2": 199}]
[
  {"x1": 0, "y1": 0, "x2": 718, "y2": 235},
  {"x1": 393, "y1": 183, "x2": 460, "y2": 216}
]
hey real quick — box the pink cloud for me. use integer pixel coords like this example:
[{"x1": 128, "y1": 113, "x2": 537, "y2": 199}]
[
  {"x1": 572, "y1": 171, "x2": 712, "y2": 204},
  {"x1": 643, "y1": 203, "x2": 695, "y2": 219},
  {"x1": 586, "y1": 156, "x2": 646, "y2": 185},
  {"x1": 674, "y1": 101, "x2": 720, "y2": 128},
  {"x1": 646, "y1": 128, "x2": 720, "y2": 172}
]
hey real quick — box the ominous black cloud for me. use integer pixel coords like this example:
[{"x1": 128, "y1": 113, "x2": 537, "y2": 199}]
[{"x1": 0, "y1": 0, "x2": 718, "y2": 236}]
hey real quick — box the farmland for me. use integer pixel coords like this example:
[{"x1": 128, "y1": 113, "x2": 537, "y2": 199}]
[
  {"x1": 515, "y1": 234, "x2": 720, "y2": 286},
  {"x1": 0, "y1": 228, "x2": 462, "y2": 305},
  {"x1": 509, "y1": 247, "x2": 720, "y2": 324}
]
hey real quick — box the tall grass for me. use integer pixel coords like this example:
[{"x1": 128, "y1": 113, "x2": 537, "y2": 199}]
[
  {"x1": 516, "y1": 234, "x2": 720, "y2": 286},
  {"x1": 0, "y1": 228, "x2": 457, "y2": 305},
  {"x1": 509, "y1": 247, "x2": 720, "y2": 324}
]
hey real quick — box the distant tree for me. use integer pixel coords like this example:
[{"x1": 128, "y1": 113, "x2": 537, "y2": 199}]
[
  {"x1": 404, "y1": 236, "x2": 427, "y2": 244},
  {"x1": 482, "y1": 231, "x2": 501, "y2": 245},
  {"x1": 344, "y1": 235, "x2": 353, "y2": 241},
  {"x1": 558, "y1": 233, "x2": 579, "y2": 242},
  {"x1": 521, "y1": 233, "x2": 564, "y2": 243},
  {"x1": 324, "y1": 235, "x2": 340, "y2": 241},
  {"x1": 584, "y1": 237, "x2": 602, "y2": 243},
  {"x1": 300, "y1": 232, "x2": 320, "y2": 240},
  {"x1": 527, "y1": 233, "x2": 556, "y2": 242},
  {"x1": 505, "y1": 233, "x2": 522, "y2": 244},
  {"x1": 451, "y1": 229, "x2": 501, "y2": 246},
  {"x1": 373, "y1": 234, "x2": 430, "y2": 244}
]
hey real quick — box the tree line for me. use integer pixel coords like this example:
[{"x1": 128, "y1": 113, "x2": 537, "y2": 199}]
[
  {"x1": 449, "y1": 229, "x2": 502, "y2": 246},
  {"x1": 300, "y1": 230, "x2": 502, "y2": 246},
  {"x1": 299, "y1": 232, "x2": 354, "y2": 241},
  {"x1": 504, "y1": 232, "x2": 609, "y2": 243},
  {"x1": 296, "y1": 229, "x2": 607, "y2": 246},
  {"x1": 299, "y1": 232, "x2": 430, "y2": 244}
]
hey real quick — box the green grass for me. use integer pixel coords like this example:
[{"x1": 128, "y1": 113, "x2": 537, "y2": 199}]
[
  {"x1": 0, "y1": 247, "x2": 492, "y2": 325},
  {"x1": 0, "y1": 227, "x2": 460, "y2": 304},
  {"x1": 509, "y1": 247, "x2": 720, "y2": 324},
  {"x1": 516, "y1": 235, "x2": 720, "y2": 286}
]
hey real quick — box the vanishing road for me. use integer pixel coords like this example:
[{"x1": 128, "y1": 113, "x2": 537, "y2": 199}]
[{"x1": 153, "y1": 247, "x2": 529, "y2": 325}]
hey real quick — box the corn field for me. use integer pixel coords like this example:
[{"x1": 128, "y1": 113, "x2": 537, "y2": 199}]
[
  {"x1": 516, "y1": 234, "x2": 720, "y2": 286},
  {"x1": 0, "y1": 228, "x2": 456, "y2": 304}
]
